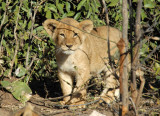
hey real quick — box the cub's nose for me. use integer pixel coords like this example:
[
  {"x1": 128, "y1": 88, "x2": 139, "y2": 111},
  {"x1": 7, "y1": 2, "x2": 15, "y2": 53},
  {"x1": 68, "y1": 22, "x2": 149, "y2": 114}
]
[{"x1": 66, "y1": 45, "x2": 73, "y2": 49}]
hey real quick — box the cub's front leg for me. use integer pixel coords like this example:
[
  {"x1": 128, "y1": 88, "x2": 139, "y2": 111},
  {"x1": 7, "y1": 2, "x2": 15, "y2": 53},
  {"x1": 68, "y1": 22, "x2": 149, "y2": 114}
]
[
  {"x1": 69, "y1": 69, "x2": 90, "y2": 108},
  {"x1": 58, "y1": 70, "x2": 73, "y2": 104}
]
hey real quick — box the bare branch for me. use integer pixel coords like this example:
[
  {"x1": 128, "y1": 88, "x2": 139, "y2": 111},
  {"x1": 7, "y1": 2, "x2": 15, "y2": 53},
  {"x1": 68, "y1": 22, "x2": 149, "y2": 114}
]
[
  {"x1": 131, "y1": 0, "x2": 143, "y2": 104},
  {"x1": 0, "y1": 0, "x2": 10, "y2": 31},
  {"x1": 25, "y1": 0, "x2": 46, "y2": 70},
  {"x1": 8, "y1": 0, "x2": 23, "y2": 78},
  {"x1": 129, "y1": 97, "x2": 138, "y2": 115},
  {"x1": 0, "y1": 34, "x2": 5, "y2": 57},
  {"x1": 101, "y1": 0, "x2": 109, "y2": 25},
  {"x1": 121, "y1": 0, "x2": 129, "y2": 115}
]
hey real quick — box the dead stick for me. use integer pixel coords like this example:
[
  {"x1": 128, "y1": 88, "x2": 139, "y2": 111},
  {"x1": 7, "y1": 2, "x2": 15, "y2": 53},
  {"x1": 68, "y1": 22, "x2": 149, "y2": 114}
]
[
  {"x1": 117, "y1": 38, "x2": 128, "y2": 116},
  {"x1": 136, "y1": 74, "x2": 145, "y2": 107}
]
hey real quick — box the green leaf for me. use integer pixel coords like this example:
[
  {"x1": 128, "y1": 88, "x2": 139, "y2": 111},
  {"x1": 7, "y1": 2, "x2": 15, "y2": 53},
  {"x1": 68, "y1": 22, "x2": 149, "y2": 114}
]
[
  {"x1": 15, "y1": 65, "x2": 27, "y2": 77},
  {"x1": 2, "y1": 39, "x2": 11, "y2": 55},
  {"x1": 57, "y1": 4, "x2": 64, "y2": 14},
  {"x1": 1, "y1": 81, "x2": 32, "y2": 103},
  {"x1": 67, "y1": 11, "x2": 75, "y2": 16},
  {"x1": 0, "y1": 81, "x2": 11, "y2": 88},
  {"x1": 141, "y1": 9, "x2": 147, "y2": 20},
  {"x1": 109, "y1": 0, "x2": 119, "y2": 6},
  {"x1": 44, "y1": 4, "x2": 48, "y2": 12},
  {"x1": 74, "y1": 12, "x2": 81, "y2": 20},
  {"x1": 86, "y1": 7, "x2": 92, "y2": 18},
  {"x1": 53, "y1": 13, "x2": 59, "y2": 19},
  {"x1": 4, "y1": 69, "x2": 11, "y2": 77},
  {"x1": 23, "y1": 0, "x2": 29, "y2": 10},
  {"x1": 84, "y1": 1, "x2": 89, "y2": 11},
  {"x1": 24, "y1": 32, "x2": 29, "y2": 40},
  {"x1": 156, "y1": 67, "x2": 160, "y2": 75},
  {"x1": 156, "y1": 76, "x2": 160, "y2": 80},
  {"x1": 115, "y1": 14, "x2": 119, "y2": 21},
  {"x1": 28, "y1": 20, "x2": 32, "y2": 29},
  {"x1": 2, "y1": 2, "x2": 6, "y2": 11},
  {"x1": 35, "y1": 26, "x2": 43, "y2": 31},
  {"x1": 21, "y1": 7, "x2": 29, "y2": 13},
  {"x1": 66, "y1": 2, "x2": 70, "y2": 12},
  {"x1": 133, "y1": 0, "x2": 137, "y2": 2},
  {"x1": 77, "y1": 0, "x2": 86, "y2": 10},
  {"x1": 155, "y1": 63, "x2": 160, "y2": 68},
  {"x1": 62, "y1": 13, "x2": 67, "y2": 18},
  {"x1": 4, "y1": 29, "x2": 9, "y2": 37},
  {"x1": 93, "y1": 0, "x2": 101, "y2": 8},
  {"x1": 144, "y1": 3, "x2": 155, "y2": 8},
  {"x1": 150, "y1": 42, "x2": 157, "y2": 49},
  {"x1": 90, "y1": 0, "x2": 100, "y2": 13},
  {"x1": 56, "y1": 0, "x2": 59, "y2": 6},
  {"x1": 144, "y1": 0, "x2": 156, "y2": 8},
  {"x1": 48, "y1": 4, "x2": 57, "y2": 13},
  {"x1": 46, "y1": 10, "x2": 52, "y2": 19}
]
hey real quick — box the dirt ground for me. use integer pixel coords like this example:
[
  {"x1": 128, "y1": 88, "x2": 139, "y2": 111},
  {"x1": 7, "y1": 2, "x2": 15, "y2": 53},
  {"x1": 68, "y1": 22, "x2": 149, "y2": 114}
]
[{"x1": 0, "y1": 78, "x2": 160, "y2": 116}]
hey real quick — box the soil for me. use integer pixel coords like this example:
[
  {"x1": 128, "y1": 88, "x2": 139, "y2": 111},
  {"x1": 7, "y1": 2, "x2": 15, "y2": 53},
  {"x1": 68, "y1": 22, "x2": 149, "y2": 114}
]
[{"x1": 0, "y1": 77, "x2": 160, "y2": 116}]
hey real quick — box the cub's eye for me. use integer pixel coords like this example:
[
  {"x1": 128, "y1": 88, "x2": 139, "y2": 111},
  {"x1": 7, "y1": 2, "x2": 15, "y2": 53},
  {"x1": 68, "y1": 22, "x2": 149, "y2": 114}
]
[
  {"x1": 73, "y1": 33, "x2": 78, "y2": 37},
  {"x1": 59, "y1": 33, "x2": 65, "y2": 38}
]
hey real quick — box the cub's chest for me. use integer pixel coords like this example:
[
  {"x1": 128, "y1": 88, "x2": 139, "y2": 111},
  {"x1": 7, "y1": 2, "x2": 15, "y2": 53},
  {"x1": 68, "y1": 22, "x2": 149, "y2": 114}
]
[{"x1": 57, "y1": 55, "x2": 77, "y2": 74}]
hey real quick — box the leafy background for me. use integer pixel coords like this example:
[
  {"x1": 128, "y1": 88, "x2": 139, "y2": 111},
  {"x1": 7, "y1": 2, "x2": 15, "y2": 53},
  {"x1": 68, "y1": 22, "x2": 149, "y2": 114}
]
[{"x1": 0, "y1": 0, "x2": 160, "y2": 103}]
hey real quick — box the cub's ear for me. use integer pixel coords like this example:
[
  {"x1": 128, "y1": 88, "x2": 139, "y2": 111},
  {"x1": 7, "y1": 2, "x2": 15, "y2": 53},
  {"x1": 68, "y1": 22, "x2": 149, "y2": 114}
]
[
  {"x1": 80, "y1": 20, "x2": 93, "y2": 33},
  {"x1": 43, "y1": 19, "x2": 59, "y2": 37}
]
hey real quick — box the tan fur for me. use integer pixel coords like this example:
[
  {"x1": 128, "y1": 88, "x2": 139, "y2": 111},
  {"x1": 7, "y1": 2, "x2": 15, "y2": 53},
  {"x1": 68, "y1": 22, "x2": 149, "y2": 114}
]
[
  {"x1": 43, "y1": 18, "x2": 122, "y2": 107},
  {"x1": 13, "y1": 103, "x2": 39, "y2": 116}
]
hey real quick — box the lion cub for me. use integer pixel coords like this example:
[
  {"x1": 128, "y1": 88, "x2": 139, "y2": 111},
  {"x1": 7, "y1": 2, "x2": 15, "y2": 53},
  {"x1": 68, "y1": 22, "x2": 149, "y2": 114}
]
[{"x1": 43, "y1": 18, "x2": 122, "y2": 108}]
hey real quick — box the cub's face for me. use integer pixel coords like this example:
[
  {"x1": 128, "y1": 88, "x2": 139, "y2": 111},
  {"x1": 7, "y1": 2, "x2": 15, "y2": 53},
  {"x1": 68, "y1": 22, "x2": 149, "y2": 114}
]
[
  {"x1": 55, "y1": 24, "x2": 83, "y2": 54},
  {"x1": 43, "y1": 18, "x2": 93, "y2": 55}
]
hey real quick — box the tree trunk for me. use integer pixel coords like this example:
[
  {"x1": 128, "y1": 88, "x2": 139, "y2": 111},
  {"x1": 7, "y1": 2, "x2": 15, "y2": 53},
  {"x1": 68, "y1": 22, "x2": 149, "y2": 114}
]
[
  {"x1": 119, "y1": 0, "x2": 129, "y2": 115},
  {"x1": 131, "y1": 0, "x2": 143, "y2": 105}
]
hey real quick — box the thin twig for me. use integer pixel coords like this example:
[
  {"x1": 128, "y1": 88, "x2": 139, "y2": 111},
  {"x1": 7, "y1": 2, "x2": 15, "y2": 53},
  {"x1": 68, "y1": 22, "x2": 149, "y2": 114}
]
[
  {"x1": 33, "y1": 35, "x2": 47, "y2": 42},
  {"x1": 25, "y1": 0, "x2": 46, "y2": 70},
  {"x1": 129, "y1": 97, "x2": 138, "y2": 116},
  {"x1": 135, "y1": 75, "x2": 145, "y2": 107},
  {"x1": 0, "y1": 34, "x2": 5, "y2": 57},
  {"x1": 143, "y1": 44, "x2": 160, "y2": 64},
  {"x1": 8, "y1": 0, "x2": 23, "y2": 78},
  {"x1": 26, "y1": 55, "x2": 37, "y2": 70},
  {"x1": 0, "y1": 0, "x2": 10, "y2": 31},
  {"x1": 25, "y1": 1, "x2": 46, "y2": 83}
]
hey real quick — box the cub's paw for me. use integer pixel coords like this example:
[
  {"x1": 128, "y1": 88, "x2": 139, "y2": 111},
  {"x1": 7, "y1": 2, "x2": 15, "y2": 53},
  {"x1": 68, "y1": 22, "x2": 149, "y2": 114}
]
[
  {"x1": 57, "y1": 100, "x2": 69, "y2": 108},
  {"x1": 68, "y1": 101, "x2": 86, "y2": 110},
  {"x1": 59, "y1": 100, "x2": 66, "y2": 105},
  {"x1": 100, "y1": 88, "x2": 120, "y2": 104}
]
